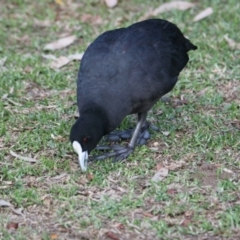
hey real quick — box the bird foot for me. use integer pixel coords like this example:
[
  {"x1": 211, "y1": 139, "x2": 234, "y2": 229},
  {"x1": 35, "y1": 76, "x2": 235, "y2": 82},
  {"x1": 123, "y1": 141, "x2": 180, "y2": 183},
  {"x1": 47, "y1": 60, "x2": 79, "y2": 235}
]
[
  {"x1": 104, "y1": 122, "x2": 159, "y2": 145},
  {"x1": 91, "y1": 122, "x2": 159, "y2": 162},
  {"x1": 94, "y1": 145, "x2": 134, "y2": 162},
  {"x1": 104, "y1": 129, "x2": 134, "y2": 142}
]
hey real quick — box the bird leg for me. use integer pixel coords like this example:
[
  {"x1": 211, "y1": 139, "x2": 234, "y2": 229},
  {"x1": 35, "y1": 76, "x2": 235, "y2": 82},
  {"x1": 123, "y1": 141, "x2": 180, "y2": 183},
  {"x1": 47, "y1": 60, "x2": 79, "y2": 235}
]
[
  {"x1": 128, "y1": 112, "x2": 148, "y2": 148},
  {"x1": 135, "y1": 119, "x2": 160, "y2": 146},
  {"x1": 93, "y1": 112, "x2": 150, "y2": 162}
]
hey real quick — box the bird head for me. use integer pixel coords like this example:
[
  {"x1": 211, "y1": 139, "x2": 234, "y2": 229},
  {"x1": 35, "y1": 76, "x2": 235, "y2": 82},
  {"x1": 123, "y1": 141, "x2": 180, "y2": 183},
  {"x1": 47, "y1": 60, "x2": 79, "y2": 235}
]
[{"x1": 70, "y1": 116, "x2": 105, "y2": 171}]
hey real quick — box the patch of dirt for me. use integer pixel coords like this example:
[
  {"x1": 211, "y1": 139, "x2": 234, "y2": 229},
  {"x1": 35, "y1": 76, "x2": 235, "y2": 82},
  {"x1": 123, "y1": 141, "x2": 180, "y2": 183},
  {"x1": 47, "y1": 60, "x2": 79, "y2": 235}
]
[
  {"x1": 80, "y1": 14, "x2": 104, "y2": 25},
  {"x1": 191, "y1": 163, "x2": 233, "y2": 188},
  {"x1": 22, "y1": 81, "x2": 75, "y2": 101},
  {"x1": 216, "y1": 80, "x2": 240, "y2": 104},
  {"x1": 23, "y1": 82, "x2": 55, "y2": 100}
]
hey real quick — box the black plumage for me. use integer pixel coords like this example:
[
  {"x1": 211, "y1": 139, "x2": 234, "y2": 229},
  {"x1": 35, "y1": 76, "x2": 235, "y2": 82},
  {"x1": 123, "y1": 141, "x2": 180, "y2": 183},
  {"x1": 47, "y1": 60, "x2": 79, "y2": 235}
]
[{"x1": 70, "y1": 19, "x2": 197, "y2": 170}]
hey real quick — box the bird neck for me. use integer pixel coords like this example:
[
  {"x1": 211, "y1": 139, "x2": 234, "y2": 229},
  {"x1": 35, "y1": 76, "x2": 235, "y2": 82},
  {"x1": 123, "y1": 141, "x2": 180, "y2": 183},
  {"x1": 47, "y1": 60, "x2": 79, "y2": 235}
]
[{"x1": 80, "y1": 104, "x2": 109, "y2": 135}]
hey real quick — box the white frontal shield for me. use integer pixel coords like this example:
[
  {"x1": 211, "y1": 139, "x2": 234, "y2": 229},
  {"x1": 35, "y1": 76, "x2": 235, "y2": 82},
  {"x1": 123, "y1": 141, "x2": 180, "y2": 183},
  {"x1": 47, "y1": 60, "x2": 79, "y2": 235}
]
[{"x1": 72, "y1": 141, "x2": 88, "y2": 171}]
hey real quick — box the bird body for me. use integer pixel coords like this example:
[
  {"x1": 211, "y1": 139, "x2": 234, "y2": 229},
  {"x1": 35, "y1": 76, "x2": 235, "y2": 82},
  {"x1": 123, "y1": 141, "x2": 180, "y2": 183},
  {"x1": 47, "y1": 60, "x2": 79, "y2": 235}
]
[{"x1": 70, "y1": 19, "x2": 197, "y2": 171}]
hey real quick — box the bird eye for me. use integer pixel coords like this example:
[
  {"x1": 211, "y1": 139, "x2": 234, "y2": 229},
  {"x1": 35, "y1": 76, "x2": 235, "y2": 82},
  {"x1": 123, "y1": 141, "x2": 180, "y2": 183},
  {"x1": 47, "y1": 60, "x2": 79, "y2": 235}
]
[{"x1": 83, "y1": 136, "x2": 91, "y2": 143}]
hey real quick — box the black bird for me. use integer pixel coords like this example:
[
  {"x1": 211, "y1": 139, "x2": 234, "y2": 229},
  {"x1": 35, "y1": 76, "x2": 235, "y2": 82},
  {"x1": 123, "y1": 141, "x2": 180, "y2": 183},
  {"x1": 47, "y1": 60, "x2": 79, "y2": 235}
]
[{"x1": 70, "y1": 19, "x2": 197, "y2": 171}]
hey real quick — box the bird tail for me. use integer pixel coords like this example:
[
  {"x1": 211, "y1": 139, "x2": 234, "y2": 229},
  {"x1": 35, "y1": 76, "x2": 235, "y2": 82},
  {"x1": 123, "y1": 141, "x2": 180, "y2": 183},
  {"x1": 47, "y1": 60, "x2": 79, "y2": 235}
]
[{"x1": 185, "y1": 39, "x2": 197, "y2": 52}]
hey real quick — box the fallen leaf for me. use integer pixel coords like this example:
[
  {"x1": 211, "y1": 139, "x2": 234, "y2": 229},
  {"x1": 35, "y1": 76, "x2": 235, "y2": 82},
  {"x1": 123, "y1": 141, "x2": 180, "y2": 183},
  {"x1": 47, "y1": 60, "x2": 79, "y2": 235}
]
[
  {"x1": 50, "y1": 56, "x2": 71, "y2": 69},
  {"x1": 13, "y1": 35, "x2": 30, "y2": 44},
  {"x1": 167, "y1": 160, "x2": 186, "y2": 170},
  {"x1": 52, "y1": 173, "x2": 68, "y2": 180},
  {"x1": 10, "y1": 150, "x2": 37, "y2": 163},
  {"x1": 23, "y1": 65, "x2": 33, "y2": 73},
  {"x1": 193, "y1": 7, "x2": 213, "y2": 22},
  {"x1": 44, "y1": 35, "x2": 77, "y2": 51},
  {"x1": 181, "y1": 211, "x2": 194, "y2": 226},
  {"x1": 86, "y1": 172, "x2": 94, "y2": 181},
  {"x1": 223, "y1": 168, "x2": 234, "y2": 174},
  {"x1": 41, "y1": 194, "x2": 53, "y2": 208},
  {"x1": 196, "y1": 88, "x2": 207, "y2": 97},
  {"x1": 105, "y1": 231, "x2": 119, "y2": 240},
  {"x1": 68, "y1": 52, "x2": 84, "y2": 61},
  {"x1": 143, "y1": 212, "x2": 155, "y2": 218},
  {"x1": 224, "y1": 35, "x2": 240, "y2": 50},
  {"x1": 167, "y1": 183, "x2": 182, "y2": 190},
  {"x1": 231, "y1": 120, "x2": 240, "y2": 130},
  {"x1": 0, "y1": 57, "x2": 7, "y2": 73},
  {"x1": 2, "y1": 93, "x2": 8, "y2": 99},
  {"x1": 4, "y1": 98, "x2": 22, "y2": 106},
  {"x1": 153, "y1": 1, "x2": 195, "y2": 15},
  {"x1": 185, "y1": 210, "x2": 194, "y2": 217},
  {"x1": 138, "y1": 8, "x2": 154, "y2": 22},
  {"x1": 11, "y1": 207, "x2": 24, "y2": 216},
  {"x1": 104, "y1": 0, "x2": 118, "y2": 8},
  {"x1": 55, "y1": 0, "x2": 64, "y2": 6},
  {"x1": 149, "y1": 147, "x2": 158, "y2": 152},
  {"x1": 81, "y1": 13, "x2": 92, "y2": 22},
  {"x1": 24, "y1": 81, "x2": 53, "y2": 99},
  {"x1": 156, "y1": 163, "x2": 163, "y2": 171},
  {"x1": 114, "y1": 16, "x2": 124, "y2": 26},
  {"x1": 161, "y1": 131, "x2": 170, "y2": 136},
  {"x1": 81, "y1": 14, "x2": 103, "y2": 25},
  {"x1": 151, "y1": 167, "x2": 168, "y2": 183},
  {"x1": 49, "y1": 53, "x2": 84, "y2": 69},
  {"x1": 34, "y1": 19, "x2": 51, "y2": 27},
  {"x1": 0, "y1": 200, "x2": 24, "y2": 216},
  {"x1": 0, "y1": 57, "x2": 7, "y2": 66},
  {"x1": 0, "y1": 181, "x2": 13, "y2": 189},
  {"x1": 181, "y1": 218, "x2": 191, "y2": 226},
  {"x1": 50, "y1": 233, "x2": 59, "y2": 239},
  {"x1": 0, "y1": 199, "x2": 12, "y2": 207},
  {"x1": 6, "y1": 222, "x2": 19, "y2": 230},
  {"x1": 117, "y1": 223, "x2": 125, "y2": 230},
  {"x1": 167, "y1": 188, "x2": 178, "y2": 195},
  {"x1": 42, "y1": 54, "x2": 57, "y2": 60}
]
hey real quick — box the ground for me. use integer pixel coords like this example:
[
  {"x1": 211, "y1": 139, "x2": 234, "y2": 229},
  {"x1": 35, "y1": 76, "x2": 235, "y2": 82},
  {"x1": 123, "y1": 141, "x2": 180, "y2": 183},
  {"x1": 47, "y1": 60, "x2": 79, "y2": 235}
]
[{"x1": 0, "y1": 0, "x2": 240, "y2": 239}]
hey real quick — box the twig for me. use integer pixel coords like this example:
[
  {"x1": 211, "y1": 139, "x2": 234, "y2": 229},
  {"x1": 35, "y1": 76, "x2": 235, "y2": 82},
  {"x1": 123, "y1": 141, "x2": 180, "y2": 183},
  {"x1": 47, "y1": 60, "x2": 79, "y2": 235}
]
[{"x1": 10, "y1": 150, "x2": 37, "y2": 163}]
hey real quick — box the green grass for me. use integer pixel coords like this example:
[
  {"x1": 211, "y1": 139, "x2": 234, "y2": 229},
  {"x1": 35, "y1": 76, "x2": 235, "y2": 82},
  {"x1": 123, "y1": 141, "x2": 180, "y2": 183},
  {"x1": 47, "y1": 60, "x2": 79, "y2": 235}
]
[{"x1": 0, "y1": 0, "x2": 240, "y2": 239}]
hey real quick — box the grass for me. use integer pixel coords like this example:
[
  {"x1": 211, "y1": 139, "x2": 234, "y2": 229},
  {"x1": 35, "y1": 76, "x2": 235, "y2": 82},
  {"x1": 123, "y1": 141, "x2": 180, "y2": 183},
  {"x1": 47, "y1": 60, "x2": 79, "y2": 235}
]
[{"x1": 0, "y1": 0, "x2": 240, "y2": 239}]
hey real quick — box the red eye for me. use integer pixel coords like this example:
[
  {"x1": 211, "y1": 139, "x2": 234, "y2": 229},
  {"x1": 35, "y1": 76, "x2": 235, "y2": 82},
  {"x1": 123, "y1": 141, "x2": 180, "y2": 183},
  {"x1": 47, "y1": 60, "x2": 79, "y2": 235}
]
[{"x1": 83, "y1": 137, "x2": 88, "y2": 143}]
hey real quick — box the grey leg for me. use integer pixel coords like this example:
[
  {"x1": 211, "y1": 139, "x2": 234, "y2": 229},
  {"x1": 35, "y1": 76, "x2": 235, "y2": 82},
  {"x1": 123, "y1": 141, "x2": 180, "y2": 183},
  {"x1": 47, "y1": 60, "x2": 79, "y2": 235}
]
[
  {"x1": 94, "y1": 112, "x2": 149, "y2": 162},
  {"x1": 128, "y1": 112, "x2": 147, "y2": 147}
]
